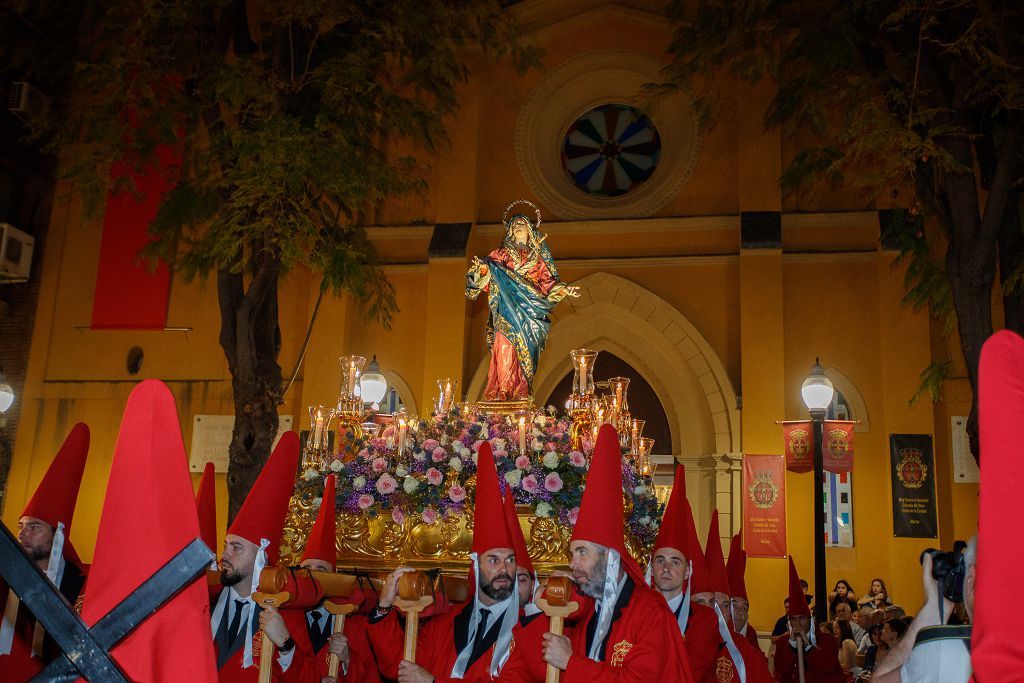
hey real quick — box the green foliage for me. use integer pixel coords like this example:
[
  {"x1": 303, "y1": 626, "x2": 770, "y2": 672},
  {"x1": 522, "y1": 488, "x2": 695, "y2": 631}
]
[
  {"x1": 2, "y1": 0, "x2": 539, "y2": 325},
  {"x1": 910, "y1": 359, "x2": 952, "y2": 407}
]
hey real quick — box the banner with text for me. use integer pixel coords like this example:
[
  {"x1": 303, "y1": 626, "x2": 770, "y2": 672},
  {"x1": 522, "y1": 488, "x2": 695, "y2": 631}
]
[
  {"x1": 889, "y1": 434, "x2": 938, "y2": 538},
  {"x1": 823, "y1": 420, "x2": 855, "y2": 473},
  {"x1": 782, "y1": 421, "x2": 813, "y2": 473},
  {"x1": 743, "y1": 454, "x2": 788, "y2": 558}
]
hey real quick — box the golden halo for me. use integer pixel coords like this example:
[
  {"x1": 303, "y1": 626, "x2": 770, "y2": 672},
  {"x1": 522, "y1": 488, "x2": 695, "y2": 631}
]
[{"x1": 502, "y1": 199, "x2": 542, "y2": 228}]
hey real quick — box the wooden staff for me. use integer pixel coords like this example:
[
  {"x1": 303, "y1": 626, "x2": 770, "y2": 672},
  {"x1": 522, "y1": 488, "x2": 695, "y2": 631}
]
[
  {"x1": 252, "y1": 590, "x2": 291, "y2": 683},
  {"x1": 796, "y1": 633, "x2": 806, "y2": 683},
  {"x1": 325, "y1": 601, "x2": 359, "y2": 679},
  {"x1": 536, "y1": 576, "x2": 579, "y2": 683},
  {"x1": 392, "y1": 571, "x2": 433, "y2": 663}
]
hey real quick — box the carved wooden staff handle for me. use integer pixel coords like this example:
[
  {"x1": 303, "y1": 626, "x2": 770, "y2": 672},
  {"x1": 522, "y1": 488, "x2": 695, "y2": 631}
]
[
  {"x1": 325, "y1": 601, "x2": 359, "y2": 679},
  {"x1": 393, "y1": 571, "x2": 434, "y2": 663},
  {"x1": 252, "y1": 591, "x2": 291, "y2": 683},
  {"x1": 537, "y1": 576, "x2": 579, "y2": 683}
]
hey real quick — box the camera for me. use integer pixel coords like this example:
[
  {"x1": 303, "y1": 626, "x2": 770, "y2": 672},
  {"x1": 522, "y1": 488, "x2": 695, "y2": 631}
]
[{"x1": 920, "y1": 540, "x2": 967, "y2": 603}]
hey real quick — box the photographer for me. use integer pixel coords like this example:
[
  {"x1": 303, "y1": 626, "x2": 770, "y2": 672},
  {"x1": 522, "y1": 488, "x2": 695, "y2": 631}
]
[{"x1": 869, "y1": 539, "x2": 975, "y2": 682}]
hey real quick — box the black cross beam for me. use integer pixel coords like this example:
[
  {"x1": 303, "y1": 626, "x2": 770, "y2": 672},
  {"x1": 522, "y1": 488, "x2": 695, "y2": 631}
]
[{"x1": 0, "y1": 523, "x2": 214, "y2": 682}]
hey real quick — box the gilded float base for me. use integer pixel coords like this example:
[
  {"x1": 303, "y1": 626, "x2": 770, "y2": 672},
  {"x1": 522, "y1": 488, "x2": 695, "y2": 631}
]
[{"x1": 474, "y1": 399, "x2": 534, "y2": 416}]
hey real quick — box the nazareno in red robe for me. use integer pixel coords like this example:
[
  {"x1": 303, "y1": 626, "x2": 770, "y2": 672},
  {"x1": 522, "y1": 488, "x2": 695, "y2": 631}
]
[
  {"x1": 306, "y1": 613, "x2": 381, "y2": 683},
  {"x1": 772, "y1": 631, "x2": 847, "y2": 683},
  {"x1": 210, "y1": 586, "x2": 318, "y2": 683},
  {"x1": 560, "y1": 577, "x2": 695, "y2": 683},
  {"x1": 366, "y1": 601, "x2": 532, "y2": 682}
]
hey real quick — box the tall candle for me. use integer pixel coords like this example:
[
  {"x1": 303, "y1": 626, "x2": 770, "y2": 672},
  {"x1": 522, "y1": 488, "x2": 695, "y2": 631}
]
[
  {"x1": 313, "y1": 410, "x2": 325, "y2": 449},
  {"x1": 518, "y1": 416, "x2": 527, "y2": 454},
  {"x1": 398, "y1": 417, "x2": 408, "y2": 455}
]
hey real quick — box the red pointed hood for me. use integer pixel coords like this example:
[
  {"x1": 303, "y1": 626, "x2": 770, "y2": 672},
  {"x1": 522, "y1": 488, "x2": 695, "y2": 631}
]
[
  {"x1": 80, "y1": 379, "x2": 217, "y2": 680},
  {"x1": 195, "y1": 462, "x2": 218, "y2": 555},
  {"x1": 473, "y1": 442, "x2": 515, "y2": 555},
  {"x1": 301, "y1": 474, "x2": 338, "y2": 566},
  {"x1": 226, "y1": 431, "x2": 301, "y2": 563},
  {"x1": 653, "y1": 464, "x2": 689, "y2": 556},
  {"x1": 787, "y1": 556, "x2": 811, "y2": 617},
  {"x1": 726, "y1": 532, "x2": 747, "y2": 601},
  {"x1": 21, "y1": 422, "x2": 90, "y2": 569},
  {"x1": 704, "y1": 509, "x2": 730, "y2": 595},
  {"x1": 570, "y1": 424, "x2": 644, "y2": 581},
  {"x1": 503, "y1": 487, "x2": 532, "y2": 574}
]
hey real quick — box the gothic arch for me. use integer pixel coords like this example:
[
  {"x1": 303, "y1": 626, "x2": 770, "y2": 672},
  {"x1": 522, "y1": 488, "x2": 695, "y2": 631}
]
[{"x1": 466, "y1": 273, "x2": 740, "y2": 456}]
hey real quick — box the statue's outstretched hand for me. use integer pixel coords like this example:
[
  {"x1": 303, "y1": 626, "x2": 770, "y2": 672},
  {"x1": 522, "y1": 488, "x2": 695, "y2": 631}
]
[{"x1": 566, "y1": 286, "x2": 581, "y2": 298}]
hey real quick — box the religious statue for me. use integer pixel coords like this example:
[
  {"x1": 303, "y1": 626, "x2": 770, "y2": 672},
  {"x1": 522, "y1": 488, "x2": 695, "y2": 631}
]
[{"x1": 466, "y1": 200, "x2": 580, "y2": 401}]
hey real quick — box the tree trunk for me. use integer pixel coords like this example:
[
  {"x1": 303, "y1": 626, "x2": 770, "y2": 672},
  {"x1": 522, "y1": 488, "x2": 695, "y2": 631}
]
[
  {"x1": 999, "y1": 190, "x2": 1024, "y2": 335},
  {"x1": 219, "y1": 249, "x2": 283, "y2": 523}
]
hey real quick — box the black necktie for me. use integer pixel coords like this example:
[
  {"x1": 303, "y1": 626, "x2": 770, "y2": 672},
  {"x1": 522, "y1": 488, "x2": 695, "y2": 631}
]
[
  {"x1": 228, "y1": 599, "x2": 246, "y2": 644},
  {"x1": 311, "y1": 611, "x2": 330, "y2": 651},
  {"x1": 472, "y1": 608, "x2": 491, "y2": 659}
]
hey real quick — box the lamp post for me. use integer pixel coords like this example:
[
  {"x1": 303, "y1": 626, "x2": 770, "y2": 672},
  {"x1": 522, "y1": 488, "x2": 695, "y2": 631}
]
[
  {"x1": 360, "y1": 355, "x2": 388, "y2": 411},
  {"x1": 801, "y1": 358, "x2": 834, "y2": 626}
]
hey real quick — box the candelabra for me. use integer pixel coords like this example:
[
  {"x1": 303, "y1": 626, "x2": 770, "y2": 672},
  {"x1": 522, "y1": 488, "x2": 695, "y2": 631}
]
[
  {"x1": 336, "y1": 355, "x2": 367, "y2": 444},
  {"x1": 568, "y1": 349, "x2": 598, "y2": 450}
]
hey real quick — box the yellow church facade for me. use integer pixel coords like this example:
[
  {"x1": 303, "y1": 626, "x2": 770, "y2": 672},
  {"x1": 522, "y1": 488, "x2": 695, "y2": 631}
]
[{"x1": 2, "y1": 2, "x2": 981, "y2": 633}]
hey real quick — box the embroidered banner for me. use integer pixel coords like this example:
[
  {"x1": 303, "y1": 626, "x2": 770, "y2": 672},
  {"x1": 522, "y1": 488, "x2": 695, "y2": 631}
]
[
  {"x1": 781, "y1": 421, "x2": 813, "y2": 474},
  {"x1": 889, "y1": 434, "x2": 938, "y2": 538},
  {"x1": 822, "y1": 420, "x2": 855, "y2": 473},
  {"x1": 742, "y1": 454, "x2": 787, "y2": 558}
]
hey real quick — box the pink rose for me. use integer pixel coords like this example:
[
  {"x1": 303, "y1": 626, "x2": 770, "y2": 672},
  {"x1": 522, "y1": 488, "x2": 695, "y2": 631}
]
[
  {"x1": 426, "y1": 468, "x2": 443, "y2": 485},
  {"x1": 357, "y1": 494, "x2": 374, "y2": 510},
  {"x1": 568, "y1": 506, "x2": 580, "y2": 525},
  {"x1": 472, "y1": 440, "x2": 484, "y2": 452},
  {"x1": 521, "y1": 475, "x2": 538, "y2": 493},
  {"x1": 515, "y1": 455, "x2": 531, "y2": 470},
  {"x1": 422, "y1": 508, "x2": 438, "y2": 524},
  {"x1": 544, "y1": 473, "x2": 563, "y2": 493},
  {"x1": 494, "y1": 449, "x2": 508, "y2": 460},
  {"x1": 545, "y1": 442, "x2": 557, "y2": 452},
  {"x1": 422, "y1": 438, "x2": 440, "y2": 452},
  {"x1": 448, "y1": 485, "x2": 467, "y2": 503},
  {"x1": 376, "y1": 473, "x2": 397, "y2": 495},
  {"x1": 569, "y1": 451, "x2": 586, "y2": 468},
  {"x1": 432, "y1": 447, "x2": 447, "y2": 462},
  {"x1": 392, "y1": 508, "x2": 405, "y2": 525},
  {"x1": 372, "y1": 457, "x2": 387, "y2": 472}
]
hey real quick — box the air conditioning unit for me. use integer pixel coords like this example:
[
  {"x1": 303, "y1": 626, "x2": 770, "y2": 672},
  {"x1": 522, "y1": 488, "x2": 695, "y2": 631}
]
[
  {"x1": 0, "y1": 224, "x2": 33, "y2": 282},
  {"x1": 8, "y1": 81, "x2": 50, "y2": 120}
]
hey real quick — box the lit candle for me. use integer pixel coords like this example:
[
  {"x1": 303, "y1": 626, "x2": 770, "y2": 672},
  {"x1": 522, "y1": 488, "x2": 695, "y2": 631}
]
[
  {"x1": 313, "y1": 408, "x2": 325, "y2": 449},
  {"x1": 398, "y1": 417, "x2": 408, "y2": 455},
  {"x1": 518, "y1": 415, "x2": 527, "y2": 454}
]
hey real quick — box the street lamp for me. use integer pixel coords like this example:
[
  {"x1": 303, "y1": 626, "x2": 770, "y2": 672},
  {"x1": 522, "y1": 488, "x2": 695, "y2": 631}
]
[
  {"x1": 359, "y1": 355, "x2": 388, "y2": 411},
  {"x1": 0, "y1": 369, "x2": 13, "y2": 414},
  {"x1": 801, "y1": 358, "x2": 834, "y2": 626}
]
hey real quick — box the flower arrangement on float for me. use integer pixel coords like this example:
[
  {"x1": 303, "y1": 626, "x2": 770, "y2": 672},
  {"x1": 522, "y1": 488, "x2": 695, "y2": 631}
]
[{"x1": 294, "y1": 404, "x2": 664, "y2": 550}]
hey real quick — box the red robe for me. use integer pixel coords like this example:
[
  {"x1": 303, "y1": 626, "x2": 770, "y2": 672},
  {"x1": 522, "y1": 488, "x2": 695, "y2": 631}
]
[
  {"x1": 680, "y1": 603, "x2": 721, "y2": 683},
  {"x1": 210, "y1": 586, "x2": 317, "y2": 683},
  {"x1": 772, "y1": 633, "x2": 846, "y2": 683},
  {"x1": 738, "y1": 623, "x2": 759, "y2": 649},
  {"x1": 709, "y1": 633, "x2": 771, "y2": 683},
  {"x1": 562, "y1": 577, "x2": 695, "y2": 683},
  {"x1": 307, "y1": 613, "x2": 380, "y2": 683},
  {"x1": 367, "y1": 602, "x2": 531, "y2": 682},
  {"x1": 0, "y1": 564, "x2": 86, "y2": 681}
]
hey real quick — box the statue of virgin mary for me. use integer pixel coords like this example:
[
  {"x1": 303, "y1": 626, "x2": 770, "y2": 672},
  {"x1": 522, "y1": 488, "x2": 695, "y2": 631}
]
[{"x1": 466, "y1": 200, "x2": 580, "y2": 401}]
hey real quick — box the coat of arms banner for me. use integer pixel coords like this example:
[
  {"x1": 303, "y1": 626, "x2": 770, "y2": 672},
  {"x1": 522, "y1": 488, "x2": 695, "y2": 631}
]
[
  {"x1": 742, "y1": 454, "x2": 787, "y2": 558},
  {"x1": 781, "y1": 421, "x2": 813, "y2": 474},
  {"x1": 889, "y1": 433, "x2": 938, "y2": 538}
]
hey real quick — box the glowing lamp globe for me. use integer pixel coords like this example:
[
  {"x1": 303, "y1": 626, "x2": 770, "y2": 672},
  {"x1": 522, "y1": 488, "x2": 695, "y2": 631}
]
[
  {"x1": 360, "y1": 355, "x2": 388, "y2": 409},
  {"x1": 801, "y1": 359, "x2": 834, "y2": 412}
]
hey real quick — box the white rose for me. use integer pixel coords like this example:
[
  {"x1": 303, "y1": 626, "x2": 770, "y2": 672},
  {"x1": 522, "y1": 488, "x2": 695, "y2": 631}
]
[
  {"x1": 353, "y1": 475, "x2": 366, "y2": 489},
  {"x1": 633, "y1": 485, "x2": 647, "y2": 495},
  {"x1": 396, "y1": 465, "x2": 409, "y2": 478},
  {"x1": 504, "y1": 470, "x2": 522, "y2": 487},
  {"x1": 535, "y1": 502, "x2": 552, "y2": 518},
  {"x1": 532, "y1": 428, "x2": 543, "y2": 437},
  {"x1": 449, "y1": 457, "x2": 463, "y2": 472},
  {"x1": 403, "y1": 476, "x2": 419, "y2": 493},
  {"x1": 493, "y1": 438, "x2": 506, "y2": 449},
  {"x1": 471, "y1": 451, "x2": 478, "y2": 464},
  {"x1": 534, "y1": 416, "x2": 547, "y2": 427},
  {"x1": 329, "y1": 459, "x2": 343, "y2": 472},
  {"x1": 303, "y1": 468, "x2": 319, "y2": 481},
  {"x1": 542, "y1": 451, "x2": 560, "y2": 469},
  {"x1": 640, "y1": 516, "x2": 651, "y2": 526}
]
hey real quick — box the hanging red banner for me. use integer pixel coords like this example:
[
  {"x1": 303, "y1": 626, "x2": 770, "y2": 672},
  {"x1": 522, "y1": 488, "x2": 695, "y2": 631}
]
[
  {"x1": 782, "y1": 420, "x2": 813, "y2": 473},
  {"x1": 822, "y1": 420, "x2": 855, "y2": 473},
  {"x1": 742, "y1": 454, "x2": 787, "y2": 558}
]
